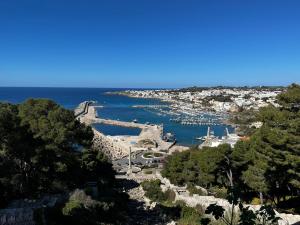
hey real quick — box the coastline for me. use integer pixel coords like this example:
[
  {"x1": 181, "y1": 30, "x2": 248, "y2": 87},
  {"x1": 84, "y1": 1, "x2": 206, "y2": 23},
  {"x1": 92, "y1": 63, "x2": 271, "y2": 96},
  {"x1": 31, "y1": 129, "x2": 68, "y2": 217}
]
[
  {"x1": 109, "y1": 88, "x2": 282, "y2": 132},
  {"x1": 76, "y1": 101, "x2": 188, "y2": 160}
]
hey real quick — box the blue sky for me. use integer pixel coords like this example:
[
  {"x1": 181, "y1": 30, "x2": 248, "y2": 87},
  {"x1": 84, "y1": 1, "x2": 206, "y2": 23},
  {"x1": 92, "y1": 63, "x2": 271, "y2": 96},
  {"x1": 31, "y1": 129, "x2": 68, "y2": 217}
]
[{"x1": 0, "y1": 0, "x2": 299, "y2": 88}]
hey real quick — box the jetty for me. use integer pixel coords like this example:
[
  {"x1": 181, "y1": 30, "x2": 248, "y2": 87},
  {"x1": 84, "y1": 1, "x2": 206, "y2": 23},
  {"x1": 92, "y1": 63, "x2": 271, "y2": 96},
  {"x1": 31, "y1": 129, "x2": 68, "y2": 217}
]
[
  {"x1": 199, "y1": 127, "x2": 240, "y2": 148},
  {"x1": 75, "y1": 101, "x2": 183, "y2": 160},
  {"x1": 76, "y1": 101, "x2": 147, "y2": 129}
]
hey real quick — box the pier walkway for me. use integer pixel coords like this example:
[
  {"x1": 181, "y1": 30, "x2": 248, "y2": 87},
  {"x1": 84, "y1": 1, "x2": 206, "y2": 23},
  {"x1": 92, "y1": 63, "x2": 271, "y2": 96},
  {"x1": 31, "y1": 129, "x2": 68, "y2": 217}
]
[
  {"x1": 77, "y1": 101, "x2": 149, "y2": 129},
  {"x1": 75, "y1": 101, "x2": 177, "y2": 159}
]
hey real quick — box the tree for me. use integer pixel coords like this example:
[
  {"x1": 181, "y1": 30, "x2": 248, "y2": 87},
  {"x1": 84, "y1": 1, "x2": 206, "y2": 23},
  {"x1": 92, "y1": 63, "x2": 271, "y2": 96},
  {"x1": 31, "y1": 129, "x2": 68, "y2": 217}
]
[
  {"x1": 81, "y1": 149, "x2": 115, "y2": 190},
  {"x1": 162, "y1": 144, "x2": 234, "y2": 189},
  {"x1": 0, "y1": 99, "x2": 99, "y2": 201},
  {"x1": 242, "y1": 84, "x2": 300, "y2": 204},
  {"x1": 161, "y1": 151, "x2": 191, "y2": 186}
]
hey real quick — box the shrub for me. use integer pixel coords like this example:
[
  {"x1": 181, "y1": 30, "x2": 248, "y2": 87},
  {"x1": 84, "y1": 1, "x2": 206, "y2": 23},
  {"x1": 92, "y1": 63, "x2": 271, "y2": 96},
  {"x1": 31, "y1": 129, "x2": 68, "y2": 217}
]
[
  {"x1": 178, "y1": 205, "x2": 203, "y2": 225},
  {"x1": 165, "y1": 189, "x2": 176, "y2": 202},
  {"x1": 143, "y1": 152, "x2": 153, "y2": 158},
  {"x1": 251, "y1": 197, "x2": 261, "y2": 205},
  {"x1": 153, "y1": 152, "x2": 163, "y2": 157},
  {"x1": 209, "y1": 186, "x2": 228, "y2": 199},
  {"x1": 187, "y1": 184, "x2": 207, "y2": 196},
  {"x1": 141, "y1": 179, "x2": 166, "y2": 202},
  {"x1": 143, "y1": 170, "x2": 153, "y2": 174}
]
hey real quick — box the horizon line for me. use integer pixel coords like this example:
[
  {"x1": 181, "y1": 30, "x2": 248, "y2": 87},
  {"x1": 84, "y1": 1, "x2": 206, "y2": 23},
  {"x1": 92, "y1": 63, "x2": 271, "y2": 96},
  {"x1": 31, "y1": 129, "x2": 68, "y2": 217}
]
[{"x1": 0, "y1": 84, "x2": 293, "y2": 89}]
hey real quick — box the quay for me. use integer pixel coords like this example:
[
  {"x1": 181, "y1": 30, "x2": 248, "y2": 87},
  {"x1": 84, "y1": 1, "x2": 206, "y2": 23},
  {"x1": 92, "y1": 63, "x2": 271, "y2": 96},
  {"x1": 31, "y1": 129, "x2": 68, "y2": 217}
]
[
  {"x1": 76, "y1": 101, "x2": 148, "y2": 129},
  {"x1": 75, "y1": 101, "x2": 186, "y2": 160}
]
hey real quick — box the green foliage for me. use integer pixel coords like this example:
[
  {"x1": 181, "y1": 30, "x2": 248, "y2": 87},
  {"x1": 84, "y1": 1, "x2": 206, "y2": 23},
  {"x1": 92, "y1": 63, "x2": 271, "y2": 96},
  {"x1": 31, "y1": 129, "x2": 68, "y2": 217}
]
[
  {"x1": 178, "y1": 205, "x2": 204, "y2": 225},
  {"x1": 204, "y1": 95, "x2": 233, "y2": 103},
  {"x1": 81, "y1": 149, "x2": 115, "y2": 188},
  {"x1": 0, "y1": 99, "x2": 128, "y2": 224},
  {"x1": 162, "y1": 144, "x2": 233, "y2": 188},
  {"x1": 141, "y1": 179, "x2": 166, "y2": 202},
  {"x1": 240, "y1": 84, "x2": 300, "y2": 203},
  {"x1": 277, "y1": 83, "x2": 300, "y2": 107},
  {"x1": 162, "y1": 84, "x2": 300, "y2": 208},
  {"x1": 187, "y1": 184, "x2": 207, "y2": 196},
  {"x1": 242, "y1": 163, "x2": 268, "y2": 195},
  {"x1": 229, "y1": 109, "x2": 258, "y2": 136},
  {"x1": 154, "y1": 152, "x2": 163, "y2": 157},
  {"x1": 143, "y1": 152, "x2": 153, "y2": 158},
  {"x1": 209, "y1": 187, "x2": 228, "y2": 199},
  {"x1": 161, "y1": 151, "x2": 191, "y2": 186},
  {"x1": 165, "y1": 189, "x2": 176, "y2": 202},
  {"x1": 143, "y1": 169, "x2": 153, "y2": 174},
  {"x1": 202, "y1": 188, "x2": 280, "y2": 225},
  {"x1": 61, "y1": 189, "x2": 127, "y2": 225},
  {"x1": 0, "y1": 99, "x2": 95, "y2": 199}
]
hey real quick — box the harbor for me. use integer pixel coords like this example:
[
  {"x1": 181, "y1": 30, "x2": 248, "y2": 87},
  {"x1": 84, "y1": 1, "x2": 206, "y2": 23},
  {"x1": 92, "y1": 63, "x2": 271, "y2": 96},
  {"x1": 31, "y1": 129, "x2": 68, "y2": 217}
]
[{"x1": 75, "y1": 101, "x2": 188, "y2": 160}]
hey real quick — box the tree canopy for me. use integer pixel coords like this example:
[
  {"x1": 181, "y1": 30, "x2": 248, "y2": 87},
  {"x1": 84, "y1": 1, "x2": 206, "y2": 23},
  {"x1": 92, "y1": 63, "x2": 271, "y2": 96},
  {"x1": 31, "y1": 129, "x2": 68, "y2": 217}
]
[
  {"x1": 162, "y1": 84, "x2": 300, "y2": 210},
  {"x1": 0, "y1": 99, "x2": 128, "y2": 224}
]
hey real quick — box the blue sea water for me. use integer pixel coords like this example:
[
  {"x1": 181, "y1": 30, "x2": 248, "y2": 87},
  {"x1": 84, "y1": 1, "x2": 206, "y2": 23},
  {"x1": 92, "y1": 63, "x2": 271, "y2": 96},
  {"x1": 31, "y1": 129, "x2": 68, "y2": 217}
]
[
  {"x1": 93, "y1": 124, "x2": 141, "y2": 136},
  {"x1": 0, "y1": 87, "x2": 233, "y2": 146}
]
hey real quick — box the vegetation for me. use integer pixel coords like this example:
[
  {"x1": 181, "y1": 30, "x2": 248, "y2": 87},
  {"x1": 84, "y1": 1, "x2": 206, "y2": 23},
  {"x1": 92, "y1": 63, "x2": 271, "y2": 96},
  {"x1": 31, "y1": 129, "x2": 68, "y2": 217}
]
[
  {"x1": 0, "y1": 99, "x2": 128, "y2": 224},
  {"x1": 201, "y1": 187, "x2": 280, "y2": 225},
  {"x1": 143, "y1": 152, "x2": 164, "y2": 158},
  {"x1": 178, "y1": 204, "x2": 204, "y2": 225},
  {"x1": 162, "y1": 84, "x2": 300, "y2": 213},
  {"x1": 204, "y1": 95, "x2": 233, "y2": 103},
  {"x1": 187, "y1": 184, "x2": 208, "y2": 196},
  {"x1": 141, "y1": 179, "x2": 205, "y2": 224},
  {"x1": 230, "y1": 109, "x2": 259, "y2": 136},
  {"x1": 162, "y1": 144, "x2": 233, "y2": 189},
  {"x1": 141, "y1": 179, "x2": 167, "y2": 202}
]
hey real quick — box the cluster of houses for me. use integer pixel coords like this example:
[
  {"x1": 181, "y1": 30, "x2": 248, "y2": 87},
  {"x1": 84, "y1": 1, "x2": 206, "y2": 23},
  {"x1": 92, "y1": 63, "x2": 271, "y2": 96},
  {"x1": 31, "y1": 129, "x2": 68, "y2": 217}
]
[{"x1": 119, "y1": 87, "x2": 282, "y2": 113}]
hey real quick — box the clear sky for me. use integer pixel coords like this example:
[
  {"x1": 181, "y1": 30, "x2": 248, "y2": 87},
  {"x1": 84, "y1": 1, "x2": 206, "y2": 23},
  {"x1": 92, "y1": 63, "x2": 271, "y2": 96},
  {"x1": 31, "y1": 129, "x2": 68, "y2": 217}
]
[{"x1": 0, "y1": 0, "x2": 299, "y2": 88}]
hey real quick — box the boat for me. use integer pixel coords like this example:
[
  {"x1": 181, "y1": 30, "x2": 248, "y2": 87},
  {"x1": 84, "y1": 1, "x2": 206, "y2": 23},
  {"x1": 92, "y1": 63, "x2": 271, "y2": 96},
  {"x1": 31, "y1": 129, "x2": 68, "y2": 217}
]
[
  {"x1": 163, "y1": 133, "x2": 175, "y2": 142},
  {"x1": 132, "y1": 119, "x2": 138, "y2": 123}
]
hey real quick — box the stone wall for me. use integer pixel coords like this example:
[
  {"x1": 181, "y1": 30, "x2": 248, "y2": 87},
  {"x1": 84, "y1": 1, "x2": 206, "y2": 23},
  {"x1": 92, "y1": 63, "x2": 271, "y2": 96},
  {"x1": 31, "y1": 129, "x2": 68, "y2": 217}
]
[{"x1": 92, "y1": 128, "x2": 128, "y2": 160}]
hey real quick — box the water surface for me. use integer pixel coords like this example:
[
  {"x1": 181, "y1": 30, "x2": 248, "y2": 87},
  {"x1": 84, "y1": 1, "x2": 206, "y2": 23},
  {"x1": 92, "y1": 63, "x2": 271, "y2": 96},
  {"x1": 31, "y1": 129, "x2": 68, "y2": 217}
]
[{"x1": 0, "y1": 87, "x2": 233, "y2": 145}]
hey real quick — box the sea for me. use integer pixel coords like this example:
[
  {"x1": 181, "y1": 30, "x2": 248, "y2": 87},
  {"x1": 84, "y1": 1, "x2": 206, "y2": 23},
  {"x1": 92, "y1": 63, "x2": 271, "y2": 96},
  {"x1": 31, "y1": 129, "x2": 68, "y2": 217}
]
[{"x1": 0, "y1": 87, "x2": 233, "y2": 146}]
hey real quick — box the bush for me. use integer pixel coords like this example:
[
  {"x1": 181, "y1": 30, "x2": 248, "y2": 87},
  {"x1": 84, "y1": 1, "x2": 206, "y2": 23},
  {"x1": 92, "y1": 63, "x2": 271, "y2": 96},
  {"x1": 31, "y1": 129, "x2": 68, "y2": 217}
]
[
  {"x1": 251, "y1": 197, "x2": 261, "y2": 205},
  {"x1": 60, "y1": 189, "x2": 128, "y2": 225},
  {"x1": 165, "y1": 189, "x2": 176, "y2": 202},
  {"x1": 209, "y1": 186, "x2": 228, "y2": 199},
  {"x1": 187, "y1": 184, "x2": 207, "y2": 196},
  {"x1": 141, "y1": 179, "x2": 166, "y2": 202},
  {"x1": 177, "y1": 205, "x2": 203, "y2": 225},
  {"x1": 143, "y1": 152, "x2": 153, "y2": 158},
  {"x1": 143, "y1": 170, "x2": 153, "y2": 174},
  {"x1": 141, "y1": 179, "x2": 177, "y2": 204},
  {"x1": 153, "y1": 152, "x2": 163, "y2": 157}
]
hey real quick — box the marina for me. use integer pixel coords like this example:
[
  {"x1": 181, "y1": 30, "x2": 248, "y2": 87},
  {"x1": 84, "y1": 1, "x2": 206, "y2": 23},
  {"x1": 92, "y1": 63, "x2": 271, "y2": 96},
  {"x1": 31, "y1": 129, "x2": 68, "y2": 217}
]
[
  {"x1": 76, "y1": 101, "x2": 187, "y2": 160},
  {"x1": 0, "y1": 87, "x2": 234, "y2": 145}
]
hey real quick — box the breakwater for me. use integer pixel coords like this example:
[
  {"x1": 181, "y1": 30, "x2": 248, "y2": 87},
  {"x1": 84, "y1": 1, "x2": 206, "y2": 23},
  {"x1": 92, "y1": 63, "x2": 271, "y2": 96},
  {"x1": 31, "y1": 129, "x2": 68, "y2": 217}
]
[{"x1": 75, "y1": 101, "x2": 180, "y2": 160}]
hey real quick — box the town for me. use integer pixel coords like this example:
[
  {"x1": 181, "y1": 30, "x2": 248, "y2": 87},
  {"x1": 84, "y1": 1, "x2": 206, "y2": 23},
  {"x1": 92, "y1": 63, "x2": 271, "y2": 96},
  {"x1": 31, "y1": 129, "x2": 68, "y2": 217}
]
[{"x1": 116, "y1": 86, "x2": 283, "y2": 113}]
